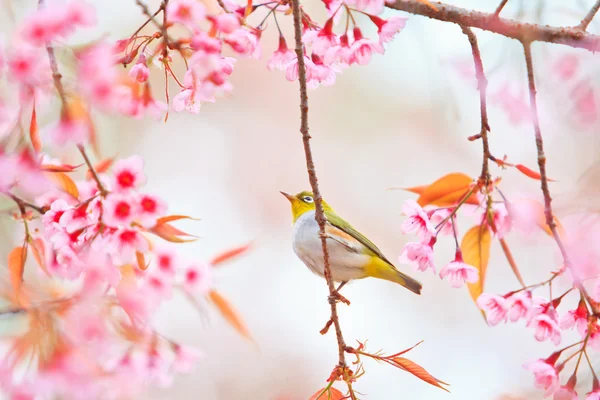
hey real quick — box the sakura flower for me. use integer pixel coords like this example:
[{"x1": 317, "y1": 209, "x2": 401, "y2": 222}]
[
  {"x1": 401, "y1": 199, "x2": 435, "y2": 241},
  {"x1": 103, "y1": 193, "x2": 137, "y2": 227},
  {"x1": 304, "y1": 20, "x2": 338, "y2": 56},
  {"x1": 143, "y1": 272, "x2": 173, "y2": 299},
  {"x1": 183, "y1": 261, "x2": 211, "y2": 295},
  {"x1": 428, "y1": 207, "x2": 453, "y2": 236},
  {"x1": 490, "y1": 83, "x2": 531, "y2": 126},
  {"x1": 172, "y1": 345, "x2": 202, "y2": 373},
  {"x1": 587, "y1": 388, "x2": 600, "y2": 400},
  {"x1": 285, "y1": 56, "x2": 317, "y2": 83},
  {"x1": 112, "y1": 155, "x2": 146, "y2": 192},
  {"x1": 212, "y1": 13, "x2": 240, "y2": 34},
  {"x1": 588, "y1": 324, "x2": 600, "y2": 351},
  {"x1": 399, "y1": 241, "x2": 435, "y2": 273},
  {"x1": 439, "y1": 251, "x2": 478, "y2": 288},
  {"x1": 191, "y1": 31, "x2": 222, "y2": 53},
  {"x1": 109, "y1": 227, "x2": 149, "y2": 262},
  {"x1": 166, "y1": 0, "x2": 206, "y2": 27},
  {"x1": 64, "y1": 1, "x2": 96, "y2": 27},
  {"x1": 523, "y1": 359, "x2": 560, "y2": 396},
  {"x1": 7, "y1": 47, "x2": 48, "y2": 85},
  {"x1": 77, "y1": 43, "x2": 122, "y2": 110},
  {"x1": 476, "y1": 293, "x2": 509, "y2": 326},
  {"x1": 528, "y1": 311, "x2": 562, "y2": 345},
  {"x1": 370, "y1": 15, "x2": 407, "y2": 44},
  {"x1": 346, "y1": 0, "x2": 385, "y2": 14},
  {"x1": 553, "y1": 54, "x2": 579, "y2": 81},
  {"x1": 59, "y1": 201, "x2": 99, "y2": 234},
  {"x1": 267, "y1": 36, "x2": 295, "y2": 72},
  {"x1": 485, "y1": 203, "x2": 512, "y2": 238},
  {"x1": 42, "y1": 199, "x2": 72, "y2": 235},
  {"x1": 351, "y1": 28, "x2": 384, "y2": 66},
  {"x1": 560, "y1": 301, "x2": 589, "y2": 337},
  {"x1": 136, "y1": 194, "x2": 167, "y2": 228},
  {"x1": 507, "y1": 291, "x2": 533, "y2": 322},
  {"x1": 129, "y1": 55, "x2": 150, "y2": 83},
  {"x1": 172, "y1": 87, "x2": 215, "y2": 113},
  {"x1": 554, "y1": 386, "x2": 578, "y2": 400},
  {"x1": 48, "y1": 114, "x2": 90, "y2": 146},
  {"x1": 325, "y1": 34, "x2": 353, "y2": 66},
  {"x1": 20, "y1": 8, "x2": 64, "y2": 46},
  {"x1": 154, "y1": 246, "x2": 178, "y2": 276},
  {"x1": 308, "y1": 55, "x2": 338, "y2": 89},
  {"x1": 146, "y1": 351, "x2": 174, "y2": 388},
  {"x1": 224, "y1": 28, "x2": 261, "y2": 59}
]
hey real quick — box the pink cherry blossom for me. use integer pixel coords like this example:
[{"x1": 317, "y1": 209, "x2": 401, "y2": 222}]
[
  {"x1": 553, "y1": 54, "x2": 579, "y2": 80},
  {"x1": 370, "y1": 15, "x2": 407, "y2": 44},
  {"x1": 7, "y1": 47, "x2": 48, "y2": 85},
  {"x1": 108, "y1": 227, "x2": 149, "y2": 262},
  {"x1": 285, "y1": 55, "x2": 317, "y2": 83},
  {"x1": 507, "y1": 291, "x2": 533, "y2": 322},
  {"x1": 345, "y1": 0, "x2": 385, "y2": 14},
  {"x1": 351, "y1": 28, "x2": 384, "y2": 66},
  {"x1": 267, "y1": 36, "x2": 296, "y2": 72},
  {"x1": 399, "y1": 241, "x2": 435, "y2": 273},
  {"x1": 136, "y1": 193, "x2": 167, "y2": 228},
  {"x1": 571, "y1": 80, "x2": 597, "y2": 124},
  {"x1": 172, "y1": 345, "x2": 202, "y2": 373},
  {"x1": 528, "y1": 311, "x2": 561, "y2": 345},
  {"x1": 486, "y1": 203, "x2": 512, "y2": 238},
  {"x1": 166, "y1": 0, "x2": 206, "y2": 27},
  {"x1": 112, "y1": 155, "x2": 146, "y2": 192},
  {"x1": 560, "y1": 301, "x2": 589, "y2": 337},
  {"x1": 48, "y1": 114, "x2": 90, "y2": 146},
  {"x1": 587, "y1": 389, "x2": 600, "y2": 400},
  {"x1": 490, "y1": 83, "x2": 531, "y2": 126},
  {"x1": 64, "y1": 1, "x2": 96, "y2": 27},
  {"x1": 554, "y1": 386, "x2": 578, "y2": 400},
  {"x1": 172, "y1": 87, "x2": 215, "y2": 113},
  {"x1": 428, "y1": 208, "x2": 453, "y2": 236},
  {"x1": 439, "y1": 252, "x2": 479, "y2": 288},
  {"x1": 401, "y1": 199, "x2": 435, "y2": 241},
  {"x1": 20, "y1": 8, "x2": 64, "y2": 46},
  {"x1": 476, "y1": 293, "x2": 509, "y2": 326},
  {"x1": 191, "y1": 31, "x2": 222, "y2": 53},
  {"x1": 183, "y1": 261, "x2": 211, "y2": 295},
  {"x1": 212, "y1": 13, "x2": 241, "y2": 34},
  {"x1": 129, "y1": 55, "x2": 150, "y2": 83},
  {"x1": 103, "y1": 193, "x2": 137, "y2": 227},
  {"x1": 523, "y1": 359, "x2": 560, "y2": 396},
  {"x1": 224, "y1": 29, "x2": 261, "y2": 58},
  {"x1": 154, "y1": 246, "x2": 178, "y2": 276},
  {"x1": 77, "y1": 43, "x2": 123, "y2": 110},
  {"x1": 325, "y1": 34, "x2": 354, "y2": 66},
  {"x1": 143, "y1": 272, "x2": 173, "y2": 299}
]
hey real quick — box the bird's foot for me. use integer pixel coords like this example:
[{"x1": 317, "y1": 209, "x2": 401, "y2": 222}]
[{"x1": 328, "y1": 291, "x2": 351, "y2": 306}]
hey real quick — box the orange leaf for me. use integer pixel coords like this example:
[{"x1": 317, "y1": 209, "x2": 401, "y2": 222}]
[
  {"x1": 515, "y1": 164, "x2": 555, "y2": 182},
  {"x1": 135, "y1": 251, "x2": 149, "y2": 270},
  {"x1": 30, "y1": 103, "x2": 41, "y2": 152},
  {"x1": 8, "y1": 244, "x2": 27, "y2": 299},
  {"x1": 155, "y1": 215, "x2": 199, "y2": 225},
  {"x1": 208, "y1": 290, "x2": 252, "y2": 340},
  {"x1": 461, "y1": 225, "x2": 492, "y2": 303},
  {"x1": 29, "y1": 238, "x2": 49, "y2": 277},
  {"x1": 309, "y1": 387, "x2": 344, "y2": 400},
  {"x1": 392, "y1": 357, "x2": 450, "y2": 392},
  {"x1": 416, "y1": 173, "x2": 477, "y2": 207},
  {"x1": 149, "y1": 223, "x2": 197, "y2": 243},
  {"x1": 41, "y1": 164, "x2": 82, "y2": 173},
  {"x1": 86, "y1": 157, "x2": 114, "y2": 180},
  {"x1": 400, "y1": 185, "x2": 428, "y2": 195},
  {"x1": 47, "y1": 172, "x2": 79, "y2": 199},
  {"x1": 210, "y1": 243, "x2": 251, "y2": 266}
]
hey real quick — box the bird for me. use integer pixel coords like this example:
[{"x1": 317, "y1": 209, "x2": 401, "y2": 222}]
[{"x1": 281, "y1": 190, "x2": 422, "y2": 300}]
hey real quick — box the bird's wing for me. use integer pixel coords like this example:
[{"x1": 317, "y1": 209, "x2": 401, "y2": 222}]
[{"x1": 324, "y1": 210, "x2": 395, "y2": 266}]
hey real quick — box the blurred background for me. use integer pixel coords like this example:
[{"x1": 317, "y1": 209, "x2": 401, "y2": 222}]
[{"x1": 3, "y1": 0, "x2": 600, "y2": 398}]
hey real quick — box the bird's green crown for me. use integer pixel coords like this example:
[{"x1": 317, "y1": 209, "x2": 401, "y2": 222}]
[{"x1": 281, "y1": 191, "x2": 333, "y2": 222}]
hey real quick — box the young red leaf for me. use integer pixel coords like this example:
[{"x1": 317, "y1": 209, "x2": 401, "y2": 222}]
[
  {"x1": 392, "y1": 357, "x2": 450, "y2": 392},
  {"x1": 208, "y1": 290, "x2": 252, "y2": 341},
  {"x1": 416, "y1": 173, "x2": 478, "y2": 207},
  {"x1": 149, "y1": 224, "x2": 197, "y2": 243},
  {"x1": 41, "y1": 164, "x2": 82, "y2": 173},
  {"x1": 210, "y1": 243, "x2": 251, "y2": 266},
  {"x1": 8, "y1": 244, "x2": 28, "y2": 298},
  {"x1": 29, "y1": 238, "x2": 49, "y2": 277},
  {"x1": 461, "y1": 224, "x2": 492, "y2": 303},
  {"x1": 47, "y1": 172, "x2": 80, "y2": 200},
  {"x1": 155, "y1": 215, "x2": 200, "y2": 225},
  {"x1": 393, "y1": 184, "x2": 428, "y2": 195},
  {"x1": 135, "y1": 251, "x2": 149, "y2": 270},
  {"x1": 515, "y1": 164, "x2": 555, "y2": 182},
  {"x1": 309, "y1": 387, "x2": 344, "y2": 400},
  {"x1": 30, "y1": 103, "x2": 41, "y2": 152}
]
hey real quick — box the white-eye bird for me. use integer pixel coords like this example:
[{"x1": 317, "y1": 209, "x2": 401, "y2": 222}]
[{"x1": 281, "y1": 191, "x2": 422, "y2": 295}]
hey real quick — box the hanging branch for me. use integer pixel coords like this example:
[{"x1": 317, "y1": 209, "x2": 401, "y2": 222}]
[
  {"x1": 387, "y1": 0, "x2": 600, "y2": 52},
  {"x1": 579, "y1": 0, "x2": 600, "y2": 31},
  {"x1": 290, "y1": 0, "x2": 355, "y2": 397}
]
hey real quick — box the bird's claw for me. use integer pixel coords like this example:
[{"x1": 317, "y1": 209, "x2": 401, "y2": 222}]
[{"x1": 328, "y1": 291, "x2": 351, "y2": 306}]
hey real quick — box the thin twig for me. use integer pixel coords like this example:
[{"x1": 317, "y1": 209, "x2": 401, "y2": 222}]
[
  {"x1": 494, "y1": 0, "x2": 509, "y2": 17},
  {"x1": 387, "y1": 0, "x2": 600, "y2": 52},
  {"x1": 522, "y1": 41, "x2": 600, "y2": 316},
  {"x1": 578, "y1": 0, "x2": 600, "y2": 31},
  {"x1": 77, "y1": 144, "x2": 107, "y2": 196},
  {"x1": 290, "y1": 0, "x2": 354, "y2": 397},
  {"x1": 7, "y1": 194, "x2": 44, "y2": 214},
  {"x1": 40, "y1": 0, "x2": 69, "y2": 110},
  {"x1": 135, "y1": 0, "x2": 177, "y2": 49},
  {"x1": 130, "y1": 5, "x2": 164, "y2": 38}
]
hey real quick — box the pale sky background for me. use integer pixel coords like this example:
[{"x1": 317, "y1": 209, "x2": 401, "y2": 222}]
[{"x1": 3, "y1": 0, "x2": 600, "y2": 399}]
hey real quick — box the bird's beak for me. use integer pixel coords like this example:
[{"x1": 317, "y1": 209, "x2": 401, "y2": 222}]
[{"x1": 280, "y1": 191, "x2": 294, "y2": 202}]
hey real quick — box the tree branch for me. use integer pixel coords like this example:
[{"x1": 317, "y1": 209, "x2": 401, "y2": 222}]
[
  {"x1": 494, "y1": 0, "x2": 509, "y2": 17},
  {"x1": 290, "y1": 0, "x2": 354, "y2": 396},
  {"x1": 579, "y1": 0, "x2": 600, "y2": 31},
  {"x1": 387, "y1": 0, "x2": 600, "y2": 52}
]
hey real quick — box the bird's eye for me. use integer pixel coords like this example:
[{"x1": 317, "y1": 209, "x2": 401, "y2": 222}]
[{"x1": 303, "y1": 196, "x2": 314, "y2": 203}]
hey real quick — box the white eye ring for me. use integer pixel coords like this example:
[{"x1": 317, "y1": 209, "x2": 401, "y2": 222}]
[{"x1": 303, "y1": 196, "x2": 314, "y2": 203}]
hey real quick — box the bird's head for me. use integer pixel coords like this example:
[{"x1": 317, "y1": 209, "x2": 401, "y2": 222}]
[{"x1": 280, "y1": 190, "x2": 332, "y2": 223}]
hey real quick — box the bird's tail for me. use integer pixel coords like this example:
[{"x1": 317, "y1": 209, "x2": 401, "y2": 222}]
[{"x1": 368, "y1": 257, "x2": 422, "y2": 295}]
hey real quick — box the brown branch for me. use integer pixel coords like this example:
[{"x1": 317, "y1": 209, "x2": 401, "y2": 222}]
[
  {"x1": 290, "y1": 0, "x2": 354, "y2": 397},
  {"x1": 77, "y1": 144, "x2": 107, "y2": 196},
  {"x1": 494, "y1": 0, "x2": 509, "y2": 17},
  {"x1": 522, "y1": 42, "x2": 600, "y2": 315},
  {"x1": 39, "y1": 0, "x2": 69, "y2": 110},
  {"x1": 579, "y1": 0, "x2": 600, "y2": 31},
  {"x1": 135, "y1": 0, "x2": 177, "y2": 50},
  {"x1": 7, "y1": 194, "x2": 44, "y2": 215},
  {"x1": 387, "y1": 0, "x2": 600, "y2": 52}
]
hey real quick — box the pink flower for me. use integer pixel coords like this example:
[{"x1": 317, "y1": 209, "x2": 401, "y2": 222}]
[
  {"x1": 143, "y1": 272, "x2": 173, "y2": 299},
  {"x1": 224, "y1": 29, "x2": 261, "y2": 58},
  {"x1": 485, "y1": 203, "x2": 512, "y2": 238},
  {"x1": 587, "y1": 389, "x2": 600, "y2": 400},
  {"x1": 48, "y1": 114, "x2": 89, "y2": 146},
  {"x1": 476, "y1": 293, "x2": 509, "y2": 326},
  {"x1": 190, "y1": 31, "x2": 222, "y2": 53},
  {"x1": 136, "y1": 193, "x2": 167, "y2": 228},
  {"x1": 507, "y1": 291, "x2": 532, "y2": 322},
  {"x1": 560, "y1": 300, "x2": 588, "y2": 337},
  {"x1": 553, "y1": 54, "x2": 579, "y2": 81},
  {"x1": 129, "y1": 55, "x2": 150, "y2": 83},
  {"x1": 571, "y1": 80, "x2": 597, "y2": 124},
  {"x1": 172, "y1": 87, "x2": 215, "y2": 113},
  {"x1": 285, "y1": 56, "x2": 317, "y2": 83},
  {"x1": 20, "y1": 8, "x2": 64, "y2": 46},
  {"x1": 401, "y1": 199, "x2": 435, "y2": 241},
  {"x1": 428, "y1": 208, "x2": 453, "y2": 236},
  {"x1": 523, "y1": 359, "x2": 560, "y2": 396},
  {"x1": 345, "y1": 0, "x2": 385, "y2": 14},
  {"x1": 528, "y1": 311, "x2": 561, "y2": 345},
  {"x1": 109, "y1": 227, "x2": 148, "y2": 262},
  {"x1": 112, "y1": 155, "x2": 146, "y2": 192},
  {"x1": 308, "y1": 55, "x2": 338, "y2": 88},
  {"x1": 370, "y1": 15, "x2": 407, "y2": 44},
  {"x1": 212, "y1": 13, "x2": 240, "y2": 34},
  {"x1": 588, "y1": 325, "x2": 600, "y2": 351},
  {"x1": 103, "y1": 193, "x2": 137, "y2": 227},
  {"x1": 64, "y1": 1, "x2": 96, "y2": 27},
  {"x1": 439, "y1": 252, "x2": 478, "y2": 288},
  {"x1": 59, "y1": 200, "x2": 99, "y2": 234},
  {"x1": 303, "y1": 21, "x2": 338, "y2": 56},
  {"x1": 77, "y1": 43, "x2": 122, "y2": 110},
  {"x1": 399, "y1": 241, "x2": 435, "y2": 273},
  {"x1": 7, "y1": 47, "x2": 48, "y2": 85},
  {"x1": 166, "y1": 0, "x2": 206, "y2": 27},
  {"x1": 325, "y1": 34, "x2": 353, "y2": 66},
  {"x1": 350, "y1": 28, "x2": 384, "y2": 66},
  {"x1": 154, "y1": 246, "x2": 178, "y2": 276},
  {"x1": 173, "y1": 345, "x2": 201, "y2": 373},
  {"x1": 490, "y1": 83, "x2": 531, "y2": 126},
  {"x1": 183, "y1": 261, "x2": 211, "y2": 294},
  {"x1": 267, "y1": 36, "x2": 295, "y2": 72},
  {"x1": 554, "y1": 386, "x2": 578, "y2": 400}
]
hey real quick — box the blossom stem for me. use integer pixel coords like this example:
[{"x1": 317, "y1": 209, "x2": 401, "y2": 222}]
[
  {"x1": 130, "y1": 4, "x2": 164, "y2": 39},
  {"x1": 493, "y1": 0, "x2": 509, "y2": 17},
  {"x1": 77, "y1": 144, "x2": 108, "y2": 196},
  {"x1": 7, "y1": 193, "x2": 44, "y2": 214},
  {"x1": 40, "y1": 0, "x2": 69, "y2": 110},
  {"x1": 584, "y1": 349, "x2": 599, "y2": 381},
  {"x1": 434, "y1": 185, "x2": 477, "y2": 231},
  {"x1": 579, "y1": 0, "x2": 600, "y2": 31},
  {"x1": 291, "y1": 0, "x2": 354, "y2": 397}
]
